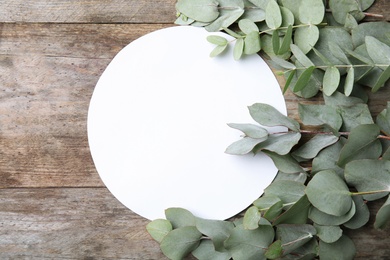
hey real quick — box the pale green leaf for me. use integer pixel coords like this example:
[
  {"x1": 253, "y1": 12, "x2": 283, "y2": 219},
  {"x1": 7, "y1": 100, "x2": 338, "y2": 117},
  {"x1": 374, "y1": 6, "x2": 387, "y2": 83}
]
[
  {"x1": 374, "y1": 195, "x2": 390, "y2": 229},
  {"x1": 280, "y1": 6, "x2": 294, "y2": 27},
  {"x1": 233, "y1": 38, "x2": 244, "y2": 60},
  {"x1": 253, "y1": 195, "x2": 282, "y2": 210},
  {"x1": 254, "y1": 132, "x2": 301, "y2": 155},
  {"x1": 225, "y1": 137, "x2": 266, "y2": 155},
  {"x1": 328, "y1": 0, "x2": 361, "y2": 24},
  {"x1": 205, "y1": 6, "x2": 244, "y2": 32},
  {"x1": 314, "y1": 224, "x2": 343, "y2": 243},
  {"x1": 298, "y1": 104, "x2": 342, "y2": 132},
  {"x1": 165, "y1": 208, "x2": 196, "y2": 228},
  {"x1": 329, "y1": 41, "x2": 351, "y2": 65},
  {"x1": 240, "y1": 6, "x2": 266, "y2": 22},
  {"x1": 207, "y1": 35, "x2": 228, "y2": 46},
  {"x1": 299, "y1": 0, "x2": 325, "y2": 25},
  {"x1": 264, "y1": 180, "x2": 306, "y2": 207},
  {"x1": 365, "y1": 36, "x2": 390, "y2": 65},
  {"x1": 210, "y1": 44, "x2": 228, "y2": 57},
  {"x1": 376, "y1": 102, "x2": 390, "y2": 135},
  {"x1": 323, "y1": 91, "x2": 365, "y2": 107},
  {"x1": 273, "y1": 171, "x2": 307, "y2": 184},
  {"x1": 238, "y1": 18, "x2": 259, "y2": 34},
  {"x1": 306, "y1": 170, "x2": 352, "y2": 216},
  {"x1": 293, "y1": 66, "x2": 315, "y2": 92},
  {"x1": 344, "y1": 13, "x2": 358, "y2": 31},
  {"x1": 338, "y1": 124, "x2": 381, "y2": 168},
  {"x1": 176, "y1": 0, "x2": 219, "y2": 23},
  {"x1": 345, "y1": 159, "x2": 390, "y2": 201},
  {"x1": 318, "y1": 235, "x2": 356, "y2": 260},
  {"x1": 309, "y1": 201, "x2": 356, "y2": 226},
  {"x1": 323, "y1": 66, "x2": 341, "y2": 96},
  {"x1": 248, "y1": 103, "x2": 300, "y2": 131},
  {"x1": 294, "y1": 25, "x2": 319, "y2": 54},
  {"x1": 290, "y1": 44, "x2": 314, "y2": 67},
  {"x1": 280, "y1": 0, "x2": 301, "y2": 24},
  {"x1": 359, "y1": 0, "x2": 375, "y2": 10},
  {"x1": 265, "y1": 0, "x2": 282, "y2": 29},
  {"x1": 192, "y1": 240, "x2": 231, "y2": 260},
  {"x1": 343, "y1": 195, "x2": 370, "y2": 229},
  {"x1": 270, "y1": 56, "x2": 296, "y2": 70},
  {"x1": 344, "y1": 67, "x2": 355, "y2": 96},
  {"x1": 196, "y1": 217, "x2": 234, "y2": 251},
  {"x1": 273, "y1": 195, "x2": 311, "y2": 225},
  {"x1": 146, "y1": 219, "x2": 173, "y2": 243},
  {"x1": 283, "y1": 70, "x2": 295, "y2": 94},
  {"x1": 224, "y1": 224, "x2": 274, "y2": 260},
  {"x1": 352, "y1": 21, "x2": 390, "y2": 47},
  {"x1": 244, "y1": 31, "x2": 261, "y2": 55},
  {"x1": 160, "y1": 226, "x2": 202, "y2": 260},
  {"x1": 372, "y1": 66, "x2": 390, "y2": 93},
  {"x1": 292, "y1": 134, "x2": 339, "y2": 160},
  {"x1": 338, "y1": 104, "x2": 374, "y2": 132},
  {"x1": 228, "y1": 123, "x2": 268, "y2": 139},
  {"x1": 263, "y1": 151, "x2": 305, "y2": 173},
  {"x1": 263, "y1": 201, "x2": 283, "y2": 221},
  {"x1": 247, "y1": 0, "x2": 270, "y2": 9},
  {"x1": 312, "y1": 138, "x2": 345, "y2": 178},
  {"x1": 244, "y1": 206, "x2": 262, "y2": 230},
  {"x1": 276, "y1": 224, "x2": 316, "y2": 255}
]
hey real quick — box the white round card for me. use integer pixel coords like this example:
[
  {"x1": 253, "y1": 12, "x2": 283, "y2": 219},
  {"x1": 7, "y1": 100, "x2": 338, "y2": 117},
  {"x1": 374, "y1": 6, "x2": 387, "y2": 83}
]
[{"x1": 88, "y1": 26, "x2": 286, "y2": 220}]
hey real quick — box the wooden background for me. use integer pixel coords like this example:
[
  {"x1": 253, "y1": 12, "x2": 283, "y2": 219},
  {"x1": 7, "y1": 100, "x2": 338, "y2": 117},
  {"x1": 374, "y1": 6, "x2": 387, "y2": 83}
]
[{"x1": 0, "y1": 0, "x2": 389, "y2": 259}]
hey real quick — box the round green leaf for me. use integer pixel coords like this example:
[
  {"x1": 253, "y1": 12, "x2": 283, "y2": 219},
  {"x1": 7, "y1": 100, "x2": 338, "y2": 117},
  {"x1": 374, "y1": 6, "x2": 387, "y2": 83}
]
[
  {"x1": 227, "y1": 123, "x2": 268, "y2": 139},
  {"x1": 309, "y1": 201, "x2": 356, "y2": 226},
  {"x1": 265, "y1": 0, "x2": 282, "y2": 29},
  {"x1": 294, "y1": 25, "x2": 319, "y2": 54},
  {"x1": 329, "y1": 0, "x2": 360, "y2": 25},
  {"x1": 210, "y1": 44, "x2": 228, "y2": 57},
  {"x1": 255, "y1": 132, "x2": 301, "y2": 155},
  {"x1": 374, "y1": 195, "x2": 390, "y2": 229},
  {"x1": 276, "y1": 224, "x2": 316, "y2": 255},
  {"x1": 146, "y1": 219, "x2": 173, "y2": 243},
  {"x1": 195, "y1": 217, "x2": 234, "y2": 251},
  {"x1": 314, "y1": 224, "x2": 343, "y2": 243},
  {"x1": 265, "y1": 180, "x2": 306, "y2": 207},
  {"x1": 160, "y1": 226, "x2": 202, "y2": 260},
  {"x1": 299, "y1": 0, "x2": 325, "y2": 25},
  {"x1": 234, "y1": 38, "x2": 244, "y2": 60},
  {"x1": 306, "y1": 170, "x2": 352, "y2": 216},
  {"x1": 323, "y1": 66, "x2": 341, "y2": 96},
  {"x1": 207, "y1": 35, "x2": 228, "y2": 46},
  {"x1": 225, "y1": 137, "x2": 265, "y2": 155},
  {"x1": 244, "y1": 31, "x2": 261, "y2": 55},
  {"x1": 343, "y1": 195, "x2": 370, "y2": 229},
  {"x1": 176, "y1": 0, "x2": 219, "y2": 23},
  {"x1": 165, "y1": 207, "x2": 196, "y2": 228},
  {"x1": 244, "y1": 206, "x2": 262, "y2": 230},
  {"x1": 239, "y1": 18, "x2": 259, "y2": 34},
  {"x1": 318, "y1": 235, "x2": 356, "y2": 260}
]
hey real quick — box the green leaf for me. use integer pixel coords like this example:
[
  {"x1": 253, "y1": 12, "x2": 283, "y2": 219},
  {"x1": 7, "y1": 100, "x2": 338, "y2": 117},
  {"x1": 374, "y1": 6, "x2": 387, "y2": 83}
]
[
  {"x1": 280, "y1": 0, "x2": 302, "y2": 24},
  {"x1": 298, "y1": 104, "x2": 342, "y2": 132},
  {"x1": 338, "y1": 124, "x2": 382, "y2": 168},
  {"x1": 278, "y1": 25, "x2": 293, "y2": 55},
  {"x1": 160, "y1": 226, "x2": 202, "y2": 260},
  {"x1": 306, "y1": 170, "x2": 352, "y2": 216},
  {"x1": 343, "y1": 195, "x2": 370, "y2": 229},
  {"x1": 309, "y1": 201, "x2": 356, "y2": 226},
  {"x1": 265, "y1": 0, "x2": 282, "y2": 29},
  {"x1": 241, "y1": 5, "x2": 266, "y2": 22},
  {"x1": 372, "y1": 66, "x2": 390, "y2": 93},
  {"x1": 263, "y1": 200, "x2": 283, "y2": 221},
  {"x1": 344, "y1": 13, "x2": 358, "y2": 31},
  {"x1": 254, "y1": 132, "x2": 301, "y2": 155},
  {"x1": 294, "y1": 25, "x2": 319, "y2": 54},
  {"x1": 312, "y1": 138, "x2": 346, "y2": 178},
  {"x1": 323, "y1": 66, "x2": 341, "y2": 96},
  {"x1": 264, "y1": 180, "x2": 306, "y2": 207},
  {"x1": 192, "y1": 240, "x2": 231, "y2": 260},
  {"x1": 283, "y1": 70, "x2": 295, "y2": 94},
  {"x1": 253, "y1": 195, "x2": 282, "y2": 210},
  {"x1": 207, "y1": 35, "x2": 228, "y2": 46},
  {"x1": 270, "y1": 56, "x2": 296, "y2": 70},
  {"x1": 374, "y1": 195, "x2": 390, "y2": 229},
  {"x1": 205, "y1": 4, "x2": 244, "y2": 32},
  {"x1": 376, "y1": 102, "x2": 390, "y2": 135},
  {"x1": 352, "y1": 21, "x2": 390, "y2": 47},
  {"x1": 323, "y1": 91, "x2": 365, "y2": 107},
  {"x1": 265, "y1": 240, "x2": 283, "y2": 259},
  {"x1": 271, "y1": 30, "x2": 280, "y2": 54},
  {"x1": 273, "y1": 171, "x2": 307, "y2": 184},
  {"x1": 273, "y1": 195, "x2": 311, "y2": 225},
  {"x1": 338, "y1": 104, "x2": 374, "y2": 132},
  {"x1": 318, "y1": 235, "x2": 356, "y2": 260},
  {"x1": 344, "y1": 67, "x2": 355, "y2": 96},
  {"x1": 165, "y1": 208, "x2": 196, "y2": 228},
  {"x1": 238, "y1": 18, "x2": 259, "y2": 34},
  {"x1": 263, "y1": 151, "x2": 305, "y2": 173},
  {"x1": 328, "y1": 0, "x2": 361, "y2": 25},
  {"x1": 280, "y1": 6, "x2": 295, "y2": 27},
  {"x1": 233, "y1": 38, "x2": 244, "y2": 60},
  {"x1": 292, "y1": 134, "x2": 339, "y2": 160},
  {"x1": 345, "y1": 159, "x2": 390, "y2": 201},
  {"x1": 225, "y1": 137, "x2": 266, "y2": 155},
  {"x1": 293, "y1": 66, "x2": 315, "y2": 92},
  {"x1": 314, "y1": 224, "x2": 343, "y2": 243},
  {"x1": 224, "y1": 224, "x2": 274, "y2": 260},
  {"x1": 299, "y1": 0, "x2": 325, "y2": 25},
  {"x1": 248, "y1": 103, "x2": 300, "y2": 131},
  {"x1": 365, "y1": 36, "x2": 390, "y2": 65},
  {"x1": 146, "y1": 219, "x2": 173, "y2": 243},
  {"x1": 290, "y1": 44, "x2": 314, "y2": 67},
  {"x1": 276, "y1": 224, "x2": 316, "y2": 255},
  {"x1": 176, "y1": 0, "x2": 219, "y2": 23},
  {"x1": 329, "y1": 41, "x2": 350, "y2": 65},
  {"x1": 244, "y1": 206, "x2": 262, "y2": 230},
  {"x1": 244, "y1": 31, "x2": 261, "y2": 55},
  {"x1": 247, "y1": 0, "x2": 270, "y2": 9},
  {"x1": 228, "y1": 123, "x2": 268, "y2": 139},
  {"x1": 210, "y1": 44, "x2": 228, "y2": 57},
  {"x1": 195, "y1": 217, "x2": 234, "y2": 251}
]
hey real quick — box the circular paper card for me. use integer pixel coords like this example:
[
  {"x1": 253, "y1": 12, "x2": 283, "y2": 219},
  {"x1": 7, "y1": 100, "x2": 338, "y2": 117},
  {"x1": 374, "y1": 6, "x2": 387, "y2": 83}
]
[{"x1": 88, "y1": 26, "x2": 286, "y2": 221}]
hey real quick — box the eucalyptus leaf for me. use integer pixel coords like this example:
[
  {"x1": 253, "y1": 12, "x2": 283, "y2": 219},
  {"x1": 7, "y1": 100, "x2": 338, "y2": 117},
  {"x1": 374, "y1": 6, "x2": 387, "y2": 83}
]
[
  {"x1": 225, "y1": 137, "x2": 266, "y2": 155},
  {"x1": 294, "y1": 25, "x2": 319, "y2": 54},
  {"x1": 273, "y1": 171, "x2": 307, "y2": 184},
  {"x1": 165, "y1": 208, "x2": 196, "y2": 228},
  {"x1": 244, "y1": 31, "x2": 261, "y2": 55},
  {"x1": 243, "y1": 206, "x2": 262, "y2": 230},
  {"x1": 343, "y1": 195, "x2": 370, "y2": 229},
  {"x1": 306, "y1": 170, "x2": 352, "y2": 216},
  {"x1": 329, "y1": 41, "x2": 351, "y2": 65},
  {"x1": 160, "y1": 226, "x2": 202, "y2": 260},
  {"x1": 196, "y1": 217, "x2": 234, "y2": 251},
  {"x1": 298, "y1": 104, "x2": 342, "y2": 132},
  {"x1": 192, "y1": 240, "x2": 231, "y2": 260},
  {"x1": 299, "y1": 0, "x2": 324, "y2": 25},
  {"x1": 176, "y1": 0, "x2": 219, "y2": 23},
  {"x1": 314, "y1": 224, "x2": 343, "y2": 244},
  {"x1": 280, "y1": 6, "x2": 294, "y2": 27},
  {"x1": 238, "y1": 18, "x2": 259, "y2": 34},
  {"x1": 253, "y1": 195, "x2": 282, "y2": 210},
  {"x1": 318, "y1": 235, "x2": 356, "y2": 260},
  {"x1": 312, "y1": 138, "x2": 346, "y2": 178},
  {"x1": 283, "y1": 70, "x2": 295, "y2": 94},
  {"x1": 265, "y1": 0, "x2": 282, "y2": 29},
  {"x1": 323, "y1": 91, "x2": 364, "y2": 107},
  {"x1": 264, "y1": 240, "x2": 283, "y2": 259},
  {"x1": 263, "y1": 151, "x2": 305, "y2": 173},
  {"x1": 323, "y1": 66, "x2": 341, "y2": 96},
  {"x1": 205, "y1": 5, "x2": 244, "y2": 32},
  {"x1": 365, "y1": 36, "x2": 390, "y2": 66},
  {"x1": 372, "y1": 66, "x2": 390, "y2": 93},
  {"x1": 234, "y1": 38, "x2": 245, "y2": 60},
  {"x1": 264, "y1": 180, "x2": 306, "y2": 207},
  {"x1": 210, "y1": 44, "x2": 228, "y2": 57},
  {"x1": 271, "y1": 30, "x2": 280, "y2": 54},
  {"x1": 146, "y1": 219, "x2": 173, "y2": 243},
  {"x1": 345, "y1": 159, "x2": 390, "y2": 201},
  {"x1": 344, "y1": 67, "x2": 355, "y2": 96},
  {"x1": 278, "y1": 24, "x2": 293, "y2": 55},
  {"x1": 290, "y1": 44, "x2": 314, "y2": 67},
  {"x1": 344, "y1": 13, "x2": 358, "y2": 31},
  {"x1": 293, "y1": 66, "x2": 315, "y2": 92},
  {"x1": 292, "y1": 65, "x2": 323, "y2": 98},
  {"x1": 276, "y1": 224, "x2": 316, "y2": 255},
  {"x1": 292, "y1": 134, "x2": 339, "y2": 160},
  {"x1": 352, "y1": 21, "x2": 390, "y2": 47},
  {"x1": 247, "y1": 0, "x2": 270, "y2": 9},
  {"x1": 328, "y1": 0, "x2": 361, "y2": 25},
  {"x1": 338, "y1": 103, "x2": 374, "y2": 132},
  {"x1": 338, "y1": 124, "x2": 382, "y2": 168},
  {"x1": 270, "y1": 56, "x2": 296, "y2": 70},
  {"x1": 374, "y1": 195, "x2": 390, "y2": 229},
  {"x1": 309, "y1": 201, "x2": 356, "y2": 226},
  {"x1": 273, "y1": 195, "x2": 311, "y2": 225},
  {"x1": 263, "y1": 200, "x2": 284, "y2": 221},
  {"x1": 241, "y1": 6, "x2": 266, "y2": 22},
  {"x1": 249, "y1": 103, "x2": 300, "y2": 131},
  {"x1": 224, "y1": 224, "x2": 274, "y2": 260},
  {"x1": 376, "y1": 102, "x2": 390, "y2": 135},
  {"x1": 227, "y1": 123, "x2": 268, "y2": 139},
  {"x1": 280, "y1": 0, "x2": 302, "y2": 24},
  {"x1": 207, "y1": 35, "x2": 228, "y2": 46},
  {"x1": 254, "y1": 132, "x2": 301, "y2": 155}
]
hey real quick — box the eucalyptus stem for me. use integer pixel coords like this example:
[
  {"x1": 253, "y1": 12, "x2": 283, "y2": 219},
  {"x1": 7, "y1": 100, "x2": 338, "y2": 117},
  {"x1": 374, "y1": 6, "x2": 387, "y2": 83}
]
[{"x1": 351, "y1": 190, "x2": 390, "y2": 196}]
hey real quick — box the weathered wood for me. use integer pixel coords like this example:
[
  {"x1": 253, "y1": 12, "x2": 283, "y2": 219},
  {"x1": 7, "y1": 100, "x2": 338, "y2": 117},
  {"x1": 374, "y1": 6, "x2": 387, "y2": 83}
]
[
  {"x1": 0, "y1": 0, "x2": 177, "y2": 23},
  {"x1": 0, "y1": 188, "x2": 389, "y2": 259}
]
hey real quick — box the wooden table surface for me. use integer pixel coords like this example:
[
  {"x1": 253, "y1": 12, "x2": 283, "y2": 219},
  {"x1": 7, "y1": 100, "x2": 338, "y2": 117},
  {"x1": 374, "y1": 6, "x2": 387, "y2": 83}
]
[{"x1": 0, "y1": 1, "x2": 389, "y2": 259}]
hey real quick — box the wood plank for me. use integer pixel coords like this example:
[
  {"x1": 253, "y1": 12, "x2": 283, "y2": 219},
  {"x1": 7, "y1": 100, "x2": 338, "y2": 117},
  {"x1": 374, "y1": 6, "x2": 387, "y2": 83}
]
[
  {"x1": 0, "y1": 188, "x2": 389, "y2": 259},
  {"x1": 0, "y1": 0, "x2": 177, "y2": 23}
]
